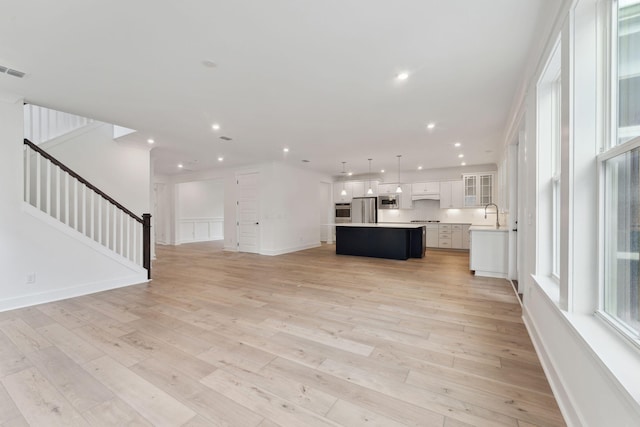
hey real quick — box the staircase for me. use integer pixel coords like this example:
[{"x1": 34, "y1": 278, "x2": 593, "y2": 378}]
[{"x1": 23, "y1": 138, "x2": 152, "y2": 279}]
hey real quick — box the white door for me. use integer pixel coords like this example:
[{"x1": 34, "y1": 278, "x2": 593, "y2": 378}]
[{"x1": 237, "y1": 172, "x2": 260, "y2": 253}]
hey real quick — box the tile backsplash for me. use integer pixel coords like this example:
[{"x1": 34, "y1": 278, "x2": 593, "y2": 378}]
[{"x1": 377, "y1": 199, "x2": 507, "y2": 226}]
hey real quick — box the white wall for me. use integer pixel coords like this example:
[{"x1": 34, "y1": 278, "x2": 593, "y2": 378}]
[
  {"x1": 258, "y1": 162, "x2": 326, "y2": 255},
  {"x1": 0, "y1": 97, "x2": 147, "y2": 312},
  {"x1": 504, "y1": 0, "x2": 640, "y2": 425},
  {"x1": 176, "y1": 179, "x2": 224, "y2": 243},
  {"x1": 155, "y1": 160, "x2": 331, "y2": 254},
  {"x1": 42, "y1": 122, "x2": 150, "y2": 216}
]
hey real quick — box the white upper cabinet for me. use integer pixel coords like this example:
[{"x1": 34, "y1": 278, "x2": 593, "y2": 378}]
[
  {"x1": 463, "y1": 173, "x2": 495, "y2": 207},
  {"x1": 349, "y1": 181, "x2": 366, "y2": 198},
  {"x1": 333, "y1": 182, "x2": 352, "y2": 202},
  {"x1": 411, "y1": 181, "x2": 440, "y2": 195},
  {"x1": 399, "y1": 184, "x2": 412, "y2": 209},
  {"x1": 439, "y1": 180, "x2": 464, "y2": 209},
  {"x1": 359, "y1": 181, "x2": 378, "y2": 197},
  {"x1": 377, "y1": 183, "x2": 397, "y2": 194},
  {"x1": 333, "y1": 180, "x2": 378, "y2": 202}
]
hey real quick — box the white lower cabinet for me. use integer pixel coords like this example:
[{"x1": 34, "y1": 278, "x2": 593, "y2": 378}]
[
  {"x1": 425, "y1": 223, "x2": 469, "y2": 249},
  {"x1": 438, "y1": 224, "x2": 452, "y2": 248},
  {"x1": 439, "y1": 180, "x2": 464, "y2": 209},
  {"x1": 469, "y1": 227, "x2": 508, "y2": 278},
  {"x1": 425, "y1": 224, "x2": 439, "y2": 247},
  {"x1": 462, "y1": 224, "x2": 470, "y2": 249},
  {"x1": 451, "y1": 225, "x2": 463, "y2": 248}
]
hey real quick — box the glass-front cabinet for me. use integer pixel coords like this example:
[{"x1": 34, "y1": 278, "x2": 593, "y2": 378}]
[{"x1": 463, "y1": 173, "x2": 494, "y2": 207}]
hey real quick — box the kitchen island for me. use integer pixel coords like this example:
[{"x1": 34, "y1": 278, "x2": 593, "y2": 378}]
[{"x1": 335, "y1": 223, "x2": 425, "y2": 260}]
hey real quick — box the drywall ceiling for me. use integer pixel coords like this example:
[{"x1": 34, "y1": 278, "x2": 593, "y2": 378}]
[{"x1": 0, "y1": 0, "x2": 559, "y2": 177}]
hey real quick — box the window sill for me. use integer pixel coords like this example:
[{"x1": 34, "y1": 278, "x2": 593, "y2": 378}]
[{"x1": 531, "y1": 275, "x2": 640, "y2": 414}]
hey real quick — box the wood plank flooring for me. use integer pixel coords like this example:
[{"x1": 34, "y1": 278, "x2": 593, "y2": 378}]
[{"x1": 0, "y1": 242, "x2": 565, "y2": 426}]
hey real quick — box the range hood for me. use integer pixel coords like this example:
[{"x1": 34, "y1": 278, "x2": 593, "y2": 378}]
[{"x1": 411, "y1": 193, "x2": 440, "y2": 201}]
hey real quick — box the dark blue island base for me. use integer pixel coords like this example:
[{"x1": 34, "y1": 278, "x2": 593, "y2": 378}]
[{"x1": 335, "y1": 225, "x2": 425, "y2": 260}]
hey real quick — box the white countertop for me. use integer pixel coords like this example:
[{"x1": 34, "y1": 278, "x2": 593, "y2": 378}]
[
  {"x1": 377, "y1": 222, "x2": 471, "y2": 225},
  {"x1": 335, "y1": 223, "x2": 426, "y2": 228},
  {"x1": 469, "y1": 225, "x2": 510, "y2": 232}
]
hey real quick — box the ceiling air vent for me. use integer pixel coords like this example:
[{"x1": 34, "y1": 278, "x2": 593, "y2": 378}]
[
  {"x1": 302, "y1": 160, "x2": 310, "y2": 163},
  {"x1": 0, "y1": 65, "x2": 26, "y2": 78},
  {"x1": 219, "y1": 136, "x2": 232, "y2": 141}
]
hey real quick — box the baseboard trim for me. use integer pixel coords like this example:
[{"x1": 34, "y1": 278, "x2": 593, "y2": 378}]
[
  {"x1": 260, "y1": 242, "x2": 320, "y2": 256},
  {"x1": 522, "y1": 306, "x2": 581, "y2": 426},
  {"x1": 0, "y1": 274, "x2": 149, "y2": 313}
]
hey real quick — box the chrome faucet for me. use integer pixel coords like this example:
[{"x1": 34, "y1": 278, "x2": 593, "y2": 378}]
[{"x1": 484, "y1": 203, "x2": 500, "y2": 228}]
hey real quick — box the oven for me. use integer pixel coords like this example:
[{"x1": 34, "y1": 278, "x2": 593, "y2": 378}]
[{"x1": 335, "y1": 203, "x2": 351, "y2": 223}]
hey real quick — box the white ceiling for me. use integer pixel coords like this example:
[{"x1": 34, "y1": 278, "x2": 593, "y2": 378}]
[{"x1": 0, "y1": 1, "x2": 559, "y2": 177}]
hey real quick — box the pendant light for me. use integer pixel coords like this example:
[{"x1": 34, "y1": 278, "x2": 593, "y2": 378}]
[
  {"x1": 367, "y1": 159, "x2": 374, "y2": 195},
  {"x1": 395, "y1": 155, "x2": 403, "y2": 193},
  {"x1": 340, "y1": 162, "x2": 347, "y2": 196}
]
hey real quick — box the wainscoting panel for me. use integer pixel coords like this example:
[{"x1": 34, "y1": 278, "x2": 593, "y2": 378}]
[{"x1": 178, "y1": 217, "x2": 223, "y2": 244}]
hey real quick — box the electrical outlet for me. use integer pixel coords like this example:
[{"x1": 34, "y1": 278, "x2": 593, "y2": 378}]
[{"x1": 26, "y1": 272, "x2": 36, "y2": 284}]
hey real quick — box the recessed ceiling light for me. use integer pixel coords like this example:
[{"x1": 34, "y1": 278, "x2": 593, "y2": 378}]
[
  {"x1": 178, "y1": 163, "x2": 184, "y2": 168},
  {"x1": 418, "y1": 166, "x2": 423, "y2": 170},
  {"x1": 218, "y1": 156, "x2": 224, "y2": 162},
  {"x1": 396, "y1": 71, "x2": 409, "y2": 81},
  {"x1": 283, "y1": 147, "x2": 289, "y2": 153},
  {"x1": 427, "y1": 123, "x2": 436, "y2": 130},
  {"x1": 212, "y1": 123, "x2": 220, "y2": 131},
  {"x1": 202, "y1": 60, "x2": 217, "y2": 68},
  {"x1": 147, "y1": 139, "x2": 155, "y2": 144},
  {"x1": 381, "y1": 169, "x2": 385, "y2": 173},
  {"x1": 348, "y1": 172, "x2": 353, "y2": 176},
  {"x1": 458, "y1": 154, "x2": 464, "y2": 158},
  {"x1": 454, "y1": 142, "x2": 461, "y2": 147},
  {"x1": 461, "y1": 162, "x2": 466, "y2": 166}
]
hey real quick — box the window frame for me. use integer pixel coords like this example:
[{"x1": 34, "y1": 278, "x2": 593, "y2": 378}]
[{"x1": 596, "y1": 0, "x2": 640, "y2": 347}]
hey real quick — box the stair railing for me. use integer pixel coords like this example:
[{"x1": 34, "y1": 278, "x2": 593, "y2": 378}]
[
  {"x1": 24, "y1": 104, "x2": 94, "y2": 145},
  {"x1": 23, "y1": 139, "x2": 151, "y2": 279}
]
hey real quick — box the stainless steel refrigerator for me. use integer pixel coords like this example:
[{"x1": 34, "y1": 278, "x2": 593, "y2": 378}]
[{"x1": 351, "y1": 197, "x2": 377, "y2": 223}]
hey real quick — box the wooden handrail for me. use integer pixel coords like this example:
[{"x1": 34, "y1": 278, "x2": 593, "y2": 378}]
[{"x1": 23, "y1": 138, "x2": 142, "y2": 223}]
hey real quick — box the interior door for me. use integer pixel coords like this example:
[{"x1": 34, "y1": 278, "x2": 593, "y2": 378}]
[{"x1": 237, "y1": 172, "x2": 260, "y2": 253}]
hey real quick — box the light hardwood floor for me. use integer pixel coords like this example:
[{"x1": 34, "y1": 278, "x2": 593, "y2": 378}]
[{"x1": 0, "y1": 242, "x2": 565, "y2": 426}]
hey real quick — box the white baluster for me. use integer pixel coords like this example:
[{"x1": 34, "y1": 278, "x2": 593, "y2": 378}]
[
  {"x1": 65, "y1": 173, "x2": 70, "y2": 225},
  {"x1": 105, "y1": 200, "x2": 110, "y2": 249},
  {"x1": 98, "y1": 196, "x2": 103, "y2": 245},
  {"x1": 73, "y1": 179, "x2": 79, "y2": 230},
  {"x1": 132, "y1": 221, "x2": 138, "y2": 264},
  {"x1": 126, "y1": 216, "x2": 131, "y2": 260},
  {"x1": 90, "y1": 191, "x2": 95, "y2": 240},
  {"x1": 81, "y1": 184, "x2": 87, "y2": 235},
  {"x1": 36, "y1": 154, "x2": 41, "y2": 210},
  {"x1": 45, "y1": 159, "x2": 51, "y2": 215},
  {"x1": 25, "y1": 146, "x2": 31, "y2": 204},
  {"x1": 55, "y1": 165, "x2": 61, "y2": 220},
  {"x1": 112, "y1": 204, "x2": 117, "y2": 251}
]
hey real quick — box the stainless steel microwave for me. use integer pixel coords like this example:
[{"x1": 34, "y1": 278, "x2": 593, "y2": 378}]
[{"x1": 378, "y1": 195, "x2": 399, "y2": 209}]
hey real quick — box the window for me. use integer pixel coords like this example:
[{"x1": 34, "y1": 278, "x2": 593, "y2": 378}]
[
  {"x1": 551, "y1": 76, "x2": 562, "y2": 279},
  {"x1": 616, "y1": 1, "x2": 640, "y2": 145},
  {"x1": 600, "y1": 0, "x2": 640, "y2": 340},
  {"x1": 536, "y1": 38, "x2": 561, "y2": 282}
]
